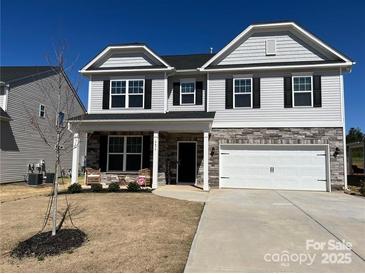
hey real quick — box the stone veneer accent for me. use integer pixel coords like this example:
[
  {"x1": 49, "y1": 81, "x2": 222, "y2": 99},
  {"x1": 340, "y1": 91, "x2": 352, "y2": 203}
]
[
  {"x1": 86, "y1": 131, "x2": 204, "y2": 186},
  {"x1": 208, "y1": 127, "x2": 345, "y2": 189}
]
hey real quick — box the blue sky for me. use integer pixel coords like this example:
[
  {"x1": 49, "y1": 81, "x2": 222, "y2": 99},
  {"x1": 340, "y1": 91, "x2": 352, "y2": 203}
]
[{"x1": 1, "y1": 0, "x2": 364, "y2": 132}]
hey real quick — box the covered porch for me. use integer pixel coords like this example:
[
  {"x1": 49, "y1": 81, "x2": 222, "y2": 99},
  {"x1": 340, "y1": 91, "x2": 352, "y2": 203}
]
[{"x1": 68, "y1": 112, "x2": 215, "y2": 191}]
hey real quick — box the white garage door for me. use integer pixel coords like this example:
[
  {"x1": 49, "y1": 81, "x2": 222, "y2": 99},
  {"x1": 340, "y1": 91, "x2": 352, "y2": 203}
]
[{"x1": 220, "y1": 145, "x2": 328, "y2": 191}]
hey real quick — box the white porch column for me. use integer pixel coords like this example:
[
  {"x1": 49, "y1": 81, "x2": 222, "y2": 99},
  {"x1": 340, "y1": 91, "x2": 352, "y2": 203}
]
[
  {"x1": 71, "y1": 132, "x2": 80, "y2": 184},
  {"x1": 203, "y1": 131, "x2": 209, "y2": 191},
  {"x1": 152, "y1": 131, "x2": 159, "y2": 189}
]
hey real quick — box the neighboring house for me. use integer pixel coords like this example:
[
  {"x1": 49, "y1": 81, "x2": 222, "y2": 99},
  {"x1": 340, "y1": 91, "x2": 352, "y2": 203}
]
[
  {"x1": 69, "y1": 22, "x2": 353, "y2": 192},
  {"x1": 0, "y1": 66, "x2": 86, "y2": 183}
]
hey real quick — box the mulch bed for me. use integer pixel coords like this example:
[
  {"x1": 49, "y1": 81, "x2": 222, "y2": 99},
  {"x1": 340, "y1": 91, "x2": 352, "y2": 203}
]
[{"x1": 11, "y1": 229, "x2": 87, "y2": 259}]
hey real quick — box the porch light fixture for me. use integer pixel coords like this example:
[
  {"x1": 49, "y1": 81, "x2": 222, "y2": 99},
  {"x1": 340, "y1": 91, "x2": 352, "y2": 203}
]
[
  {"x1": 210, "y1": 147, "x2": 215, "y2": 157},
  {"x1": 333, "y1": 147, "x2": 340, "y2": 158}
]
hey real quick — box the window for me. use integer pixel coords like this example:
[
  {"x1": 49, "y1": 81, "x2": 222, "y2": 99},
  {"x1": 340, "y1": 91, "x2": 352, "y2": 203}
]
[
  {"x1": 292, "y1": 76, "x2": 312, "y2": 107},
  {"x1": 39, "y1": 104, "x2": 45, "y2": 118},
  {"x1": 107, "y1": 136, "x2": 142, "y2": 171},
  {"x1": 180, "y1": 81, "x2": 195, "y2": 104},
  {"x1": 128, "y1": 80, "x2": 144, "y2": 108},
  {"x1": 110, "y1": 80, "x2": 144, "y2": 108},
  {"x1": 234, "y1": 78, "x2": 252, "y2": 108}
]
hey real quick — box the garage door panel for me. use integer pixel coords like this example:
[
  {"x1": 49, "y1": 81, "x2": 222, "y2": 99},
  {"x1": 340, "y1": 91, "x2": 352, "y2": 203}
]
[{"x1": 220, "y1": 145, "x2": 328, "y2": 191}]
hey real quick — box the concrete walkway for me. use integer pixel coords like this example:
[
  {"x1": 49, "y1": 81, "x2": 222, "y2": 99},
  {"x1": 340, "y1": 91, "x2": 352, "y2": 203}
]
[
  {"x1": 153, "y1": 185, "x2": 209, "y2": 202},
  {"x1": 185, "y1": 189, "x2": 365, "y2": 272}
]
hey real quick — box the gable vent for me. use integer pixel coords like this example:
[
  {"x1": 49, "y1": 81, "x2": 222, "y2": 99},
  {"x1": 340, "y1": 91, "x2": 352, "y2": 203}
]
[{"x1": 266, "y1": 39, "x2": 276, "y2": 56}]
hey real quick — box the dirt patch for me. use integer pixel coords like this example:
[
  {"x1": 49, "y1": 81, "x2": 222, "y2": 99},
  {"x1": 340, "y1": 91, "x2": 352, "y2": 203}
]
[{"x1": 11, "y1": 229, "x2": 86, "y2": 259}]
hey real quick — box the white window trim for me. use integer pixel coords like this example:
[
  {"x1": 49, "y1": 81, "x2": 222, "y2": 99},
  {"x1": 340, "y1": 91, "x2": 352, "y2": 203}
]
[
  {"x1": 292, "y1": 75, "x2": 313, "y2": 108},
  {"x1": 109, "y1": 79, "x2": 145, "y2": 109},
  {"x1": 39, "y1": 104, "x2": 46, "y2": 118},
  {"x1": 233, "y1": 77, "x2": 253, "y2": 109},
  {"x1": 107, "y1": 135, "x2": 143, "y2": 172},
  {"x1": 180, "y1": 78, "x2": 196, "y2": 105}
]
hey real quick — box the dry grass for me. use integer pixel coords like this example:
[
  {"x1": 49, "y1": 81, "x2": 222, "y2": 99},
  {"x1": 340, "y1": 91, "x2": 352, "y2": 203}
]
[
  {"x1": 0, "y1": 192, "x2": 203, "y2": 272},
  {"x1": 0, "y1": 177, "x2": 83, "y2": 203}
]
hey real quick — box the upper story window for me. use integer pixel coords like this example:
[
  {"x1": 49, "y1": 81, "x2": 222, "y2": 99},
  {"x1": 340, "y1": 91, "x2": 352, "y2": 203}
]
[
  {"x1": 110, "y1": 79, "x2": 144, "y2": 109},
  {"x1": 180, "y1": 81, "x2": 195, "y2": 104},
  {"x1": 39, "y1": 104, "x2": 45, "y2": 118},
  {"x1": 234, "y1": 78, "x2": 252, "y2": 108},
  {"x1": 292, "y1": 76, "x2": 312, "y2": 107}
]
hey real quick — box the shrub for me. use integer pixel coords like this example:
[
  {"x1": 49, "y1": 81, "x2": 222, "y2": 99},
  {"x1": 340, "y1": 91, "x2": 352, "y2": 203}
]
[
  {"x1": 360, "y1": 182, "x2": 365, "y2": 196},
  {"x1": 90, "y1": 183, "x2": 103, "y2": 192},
  {"x1": 127, "y1": 182, "x2": 141, "y2": 192},
  {"x1": 68, "y1": 183, "x2": 82, "y2": 194},
  {"x1": 108, "y1": 182, "x2": 120, "y2": 192}
]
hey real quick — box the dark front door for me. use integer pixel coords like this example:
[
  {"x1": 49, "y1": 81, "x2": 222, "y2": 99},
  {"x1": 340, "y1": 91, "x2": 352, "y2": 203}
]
[{"x1": 177, "y1": 142, "x2": 196, "y2": 183}]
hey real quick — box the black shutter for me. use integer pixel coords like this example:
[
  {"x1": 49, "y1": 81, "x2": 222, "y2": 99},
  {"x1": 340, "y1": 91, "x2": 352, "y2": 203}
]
[
  {"x1": 142, "y1": 135, "x2": 151, "y2": 169},
  {"x1": 144, "y1": 79, "x2": 152, "y2": 109},
  {"x1": 284, "y1": 77, "x2": 292, "y2": 108},
  {"x1": 173, "y1": 82, "x2": 180, "y2": 105},
  {"x1": 196, "y1": 81, "x2": 203, "y2": 105},
  {"x1": 313, "y1": 75, "x2": 322, "y2": 107},
  {"x1": 99, "y1": 135, "x2": 108, "y2": 172},
  {"x1": 253, "y1": 78, "x2": 261, "y2": 108},
  {"x1": 102, "y1": 80, "x2": 110, "y2": 109},
  {"x1": 225, "y1": 78, "x2": 233, "y2": 109}
]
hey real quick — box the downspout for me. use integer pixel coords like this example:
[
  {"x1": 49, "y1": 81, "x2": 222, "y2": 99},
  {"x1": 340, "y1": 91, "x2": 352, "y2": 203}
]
[{"x1": 340, "y1": 67, "x2": 348, "y2": 190}]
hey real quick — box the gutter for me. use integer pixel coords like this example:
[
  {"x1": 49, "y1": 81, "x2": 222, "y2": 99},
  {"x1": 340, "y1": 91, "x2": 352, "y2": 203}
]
[{"x1": 199, "y1": 62, "x2": 354, "y2": 72}]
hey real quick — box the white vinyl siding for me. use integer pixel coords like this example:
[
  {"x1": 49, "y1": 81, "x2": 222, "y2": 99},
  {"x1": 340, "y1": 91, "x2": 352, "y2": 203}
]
[
  {"x1": 216, "y1": 33, "x2": 328, "y2": 66},
  {"x1": 167, "y1": 74, "x2": 206, "y2": 111},
  {"x1": 89, "y1": 73, "x2": 165, "y2": 113},
  {"x1": 100, "y1": 54, "x2": 153, "y2": 68},
  {"x1": 0, "y1": 73, "x2": 85, "y2": 183},
  {"x1": 209, "y1": 71, "x2": 342, "y2": 128}
]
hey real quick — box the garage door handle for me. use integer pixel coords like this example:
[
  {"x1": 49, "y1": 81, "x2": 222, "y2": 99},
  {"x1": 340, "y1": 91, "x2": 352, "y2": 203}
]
[
  {"x1": 221, "y1": 176, "x2": 230, "y2": 179},
  {"x1": 221, "y1": 153, "x2": 230, "y2": 155},
  {"x1": 317, "y1": 179, "x2": 326, "y2": 182}
]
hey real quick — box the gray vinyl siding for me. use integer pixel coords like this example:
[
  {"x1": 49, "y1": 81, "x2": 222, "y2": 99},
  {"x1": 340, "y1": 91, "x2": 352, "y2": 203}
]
[
  {"x1": 89, "y1": 73, "x2": 165, "y2": 113},
  {"x1": 100, "y1": 54, "x2": 153, "y2": 68},
  {"x1": 0, "y1": 73, "x2": 85, "y2": 183},
  {"x1": 167, "y1": 74, "x2": 206, "y2": 111},
  {"x1": 216, "y1": 32, "x2": 330, "y2": 66},
  {"x1": 208, "y1": 71, "x2": 343, "y2": 127}
]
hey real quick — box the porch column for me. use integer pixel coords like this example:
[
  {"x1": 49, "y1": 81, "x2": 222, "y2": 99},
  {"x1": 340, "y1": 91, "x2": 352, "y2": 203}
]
[
  {"x1": 71, "y1": 132, "x2": 80, "y2": 184},
  {"x1": 152, "y1": 131, "x2": 159, "y2": 189},
  {"x1": 203, "y1": 131, "x2": 209, "y2": 191}
]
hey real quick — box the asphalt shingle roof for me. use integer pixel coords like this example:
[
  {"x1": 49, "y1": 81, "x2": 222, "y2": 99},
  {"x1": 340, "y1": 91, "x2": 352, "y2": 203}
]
[
  {"x1": 0, "y1": 107, "x2": 11, "y2": 120},
  {"x1": 0, "y1": 66, "x2": 59, "y2": 84},
  {"x1": 161, "y1": 53, "x2": 215, "y2": 70},
  {"x1": 70, "y1": 111, "x2": 216, "y2": 121}
]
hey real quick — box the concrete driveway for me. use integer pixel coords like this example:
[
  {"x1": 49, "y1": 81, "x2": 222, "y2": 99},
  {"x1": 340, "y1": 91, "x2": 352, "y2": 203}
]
[{"x1": 185, "y1": 189, "x2": 365, "y2": 272}]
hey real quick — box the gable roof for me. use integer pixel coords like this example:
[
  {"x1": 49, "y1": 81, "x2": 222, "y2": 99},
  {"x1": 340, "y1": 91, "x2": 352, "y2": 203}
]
[
  {"x1": 201, "y1": 21, "x2": 353, "y2": 70},
  {"x1": 0, "y1": 66, "x2": 59, "y2": 84},
  {"x1": 0, "y1": 66, "x2": 86, "y2": 113},
  {"x1": 161, "y1": 53, "x2": 215, "y2": 70},
  {"x1": 80, "y1": 44, "x2": 173, "y2": 73}
]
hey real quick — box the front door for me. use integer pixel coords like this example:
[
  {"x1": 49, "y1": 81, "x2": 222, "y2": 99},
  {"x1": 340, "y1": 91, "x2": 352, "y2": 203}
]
[{"x1": 177, "y1": 142, "x2": 196, "y2": 183}]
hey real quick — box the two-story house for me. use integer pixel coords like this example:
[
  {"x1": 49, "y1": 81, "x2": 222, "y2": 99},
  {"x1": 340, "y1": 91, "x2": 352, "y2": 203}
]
[
  {"x1": 69, "y1": 22, "x2": 353, "y2": 192},
  {"x1": 0, "y1": 66, "x2": 86, "y2": 183}
]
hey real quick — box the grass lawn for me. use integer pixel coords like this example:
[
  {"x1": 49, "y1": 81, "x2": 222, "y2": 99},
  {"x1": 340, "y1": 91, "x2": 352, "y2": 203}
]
[
  {"x1": 0, "y1": 177, "x2": 84, "y2": 203},
  {"x1": 0, "y1": 192, "x2": 203, "y2": 272}
]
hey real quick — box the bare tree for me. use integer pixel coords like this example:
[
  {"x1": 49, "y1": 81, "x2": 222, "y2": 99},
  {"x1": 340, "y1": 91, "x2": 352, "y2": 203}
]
[{"x1": 27, "y1": 44, "x2": 82, "y2": 236}]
